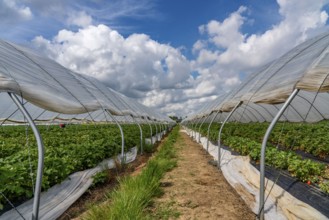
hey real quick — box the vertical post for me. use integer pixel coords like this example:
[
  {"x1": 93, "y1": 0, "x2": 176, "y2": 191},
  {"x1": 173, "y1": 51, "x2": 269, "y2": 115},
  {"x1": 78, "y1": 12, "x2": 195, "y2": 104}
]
[
  {"x1": 132, "y1": 116, "x2": 143, "y2": 154},
  {"x1": 147, "y1": 119, "x2": 153, "y2": 145},
  {"x1": 207, "y1": 110, "x2": 220, "y2": 152},
  {"x1": 164, "y1": 123, "x2": 168, "y2": 133},
  {"x1": 154, "y1": 121, "x2": 158, "y2": 141},
  {"x1": 189, "y1": 120, "x2": 193, "y2": 136},
  {"x1": 9, "y1": 93, "x2": 44, "y2": 220},
  {"x1": 158, "y1": 123, "x2": 162, "y2": 139},
  {"x1": 187, "y1": 120, "x2": 192, "y2": 136},
  {"x1": 193, "y1": 119, "x2": 198, "y2": 139},
  {"x1": 189, "y1": 120, "x2": 194, "y2": 137},
  {"x1": 217, "y1": 101, "x2": 241, "y2": 168},
  {"x1": 106, "y1": 111, "x2": 125, "y2": 161},
  {"x1": 259, "y1": 89, "x2": 299, "y2": 220},
  {"x1": 193, "y1": 118, "x2": 200, "y2": 139},
  {"x1": 198, "y1": 115, "x2": 209, "y2": 143},
  {"x1": 185, "y1": 121, "x2": 190, "y2": 135},
  {"x1": 159, "y1": 123, "x2": 163, "y2": 139}
]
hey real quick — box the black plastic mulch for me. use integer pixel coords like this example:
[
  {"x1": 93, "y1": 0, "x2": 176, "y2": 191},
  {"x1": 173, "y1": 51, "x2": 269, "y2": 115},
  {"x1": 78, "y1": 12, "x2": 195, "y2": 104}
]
[
  {"x1": 208, "y1": 140, "x2": 329, "y2": 217},
  {"x1": 252, "y1": 163, "x2": 329, "y2": 217}
]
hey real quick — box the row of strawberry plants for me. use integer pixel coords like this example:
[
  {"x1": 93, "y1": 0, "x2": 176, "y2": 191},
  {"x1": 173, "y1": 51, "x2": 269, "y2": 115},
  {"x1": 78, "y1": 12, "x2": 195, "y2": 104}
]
[
  {"x1": 186, "y1": 122, "x2": 329, "y2": 194},
  {"x1": 224, "y1": 122, "x2": 329, "y2": 159},
  {"x1": 0, "y1": 123, "x2": 168, "y2": 210},
  {"x1": 195, "y1": 121, "x2": 329, "y2": 159},
  {"x1": 0, "y1": 123, "x2": 163, "y2": 158},
  {"x1": 222, "y1": 136, "x2": 326, "y2": 185}
]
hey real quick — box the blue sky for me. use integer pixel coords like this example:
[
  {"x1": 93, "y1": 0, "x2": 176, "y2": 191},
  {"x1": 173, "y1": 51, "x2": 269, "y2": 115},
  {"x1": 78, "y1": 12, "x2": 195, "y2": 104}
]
[
  {"x1": 1, "y1": 0, "x2": 281, "y2": 57},
  {"x1": 133, "y1": 0, "x2": 281, "y2": 55},
  {"x1": 0, "y1": 0, "x2": 329, "y2": 116}
]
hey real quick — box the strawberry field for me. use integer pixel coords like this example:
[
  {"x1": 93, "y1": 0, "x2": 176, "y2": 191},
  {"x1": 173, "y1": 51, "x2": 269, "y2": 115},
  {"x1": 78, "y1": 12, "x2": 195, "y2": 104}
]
[
  {"x1": 190, "y1": 121, "x2": 329, "y2": 194},
  {"x1": 0, "y1": 123, "x2": 165, "y2": 211}
]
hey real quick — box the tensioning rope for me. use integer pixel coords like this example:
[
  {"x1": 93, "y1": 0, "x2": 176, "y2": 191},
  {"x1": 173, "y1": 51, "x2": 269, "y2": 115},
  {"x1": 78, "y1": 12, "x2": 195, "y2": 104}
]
[{"x1": 0, "y1": 191, "x2": 25, "y2": 220}]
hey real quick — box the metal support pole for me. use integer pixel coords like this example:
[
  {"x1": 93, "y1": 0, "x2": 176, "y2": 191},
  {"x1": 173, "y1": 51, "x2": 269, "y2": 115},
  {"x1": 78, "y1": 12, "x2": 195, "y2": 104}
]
[
  {"x1": 159, "y1": 123, "x2": 163, "y2": 139},
  {"x1": 189, "y1": 119, "x2": 195, "y2": 138},
  {"x1": 207, "y1": 110, "x2": 220, "y2": 152},
  {"x1": 106, "y1": 111, "x2": 125, "y2": 161},
  {"x1": 192, "y1": 119, "x2": 199, "y2": 139},
  {"x1": 189, "y1": 120, "x2": 193, "y2": 136},
  {"x1": 185, "y1": 121, "x2": 190, "y2": 135},
  {"x1": 164, "y1": 123, "x2": 168, "y2": 133},
  {"x1": 159, "y1": 123, "x2": 162, "y2": 139},
  {"x1": 217, "y1": 101, "x2": 241, "y2": 168},
  {"x1": 259, "y1": 89, "x2": 299, "y2": 220},
  {"x1": 146, "y1": 120, "x2": 153, "y2": 145},
  {"x1": 196, "y1": 117, "x2": 203, "y2": 140},
  {"x1": 132, "y1": 116, "x2": 143, "y2": 154},
  {"x1": 191, "y1": 119, "x2": 197, "y2": 139},
  {"x1": 189, "y1": 120, "x2": 193, "y2": 137},
  {"x1": 198, "y1": 115, "x2": 208, "y2": 143},
  {"x1": 9, "y1": 93, "x2": 44, "y2": 220},
  {"x1": 154, "y1": 121, "x2": 158, "y2": 141},
  {"x1": 185, "y1": 120, "x2": 190, "y2": 135},
  {"x1": 161, "y1": 123, "x2": 164, "y2": 136}
]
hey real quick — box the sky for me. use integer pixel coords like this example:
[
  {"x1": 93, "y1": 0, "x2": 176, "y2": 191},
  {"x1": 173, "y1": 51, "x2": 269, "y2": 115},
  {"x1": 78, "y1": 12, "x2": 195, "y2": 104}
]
[{"x1": 0, "y1": 0, "x2": 329, "y2": 117}]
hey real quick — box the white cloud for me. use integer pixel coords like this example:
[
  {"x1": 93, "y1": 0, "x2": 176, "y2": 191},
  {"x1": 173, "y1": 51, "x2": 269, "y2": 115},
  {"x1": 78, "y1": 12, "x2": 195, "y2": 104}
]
[
  {"x1": 141, "y1": 88, "x2": 219, "y2": 117},
  {"x1": 0, "y1": 0, "x2": 32, "y2": 24},
  {"x1": 201, "y1": 6, "x2": 247, "y2": 49},
  {"x1": 197, "y1": 0, "x2": 329, "y2": 70},
  {"x1": 191, "y1": 0, "x2": 329, "y2": 117},
  {"x1": 67, "y1": 11, "x2": 93, "y2": 27},
  {"x1": 32, "y1": 24, "x2": 191, "y2": 113},
  {"x1": 192, "y1": 40, "x2": 207, "y2": 54},
  {"x1": 32, "y1": 0, "x2": 329, "y2": 117}
]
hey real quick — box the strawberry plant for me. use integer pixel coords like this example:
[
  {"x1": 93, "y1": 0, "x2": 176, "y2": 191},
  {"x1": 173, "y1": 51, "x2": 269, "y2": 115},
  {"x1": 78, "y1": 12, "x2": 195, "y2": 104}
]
[
  {"x1": 0, "y1": 122, "x2": 165, "y2": 210},
  {"x1": 320, "y1": 181, "x2": 329, "y2": 193},
  {"x1": 189, "y1": 121, "x2": 329, "y2": 194}
]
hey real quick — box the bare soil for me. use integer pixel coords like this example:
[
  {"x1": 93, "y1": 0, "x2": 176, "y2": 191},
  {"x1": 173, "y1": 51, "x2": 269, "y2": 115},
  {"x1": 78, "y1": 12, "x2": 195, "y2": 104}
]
[
  {"x1": 58, "y1": 137, "x2": 166, "y2": 220},
  {"x1": 59, "y1": 130, "x2": 255, "y2": 219},
  {"x1": 57, "y1": 155, "x2": 149, "y2": 220},
  {"x1": 151, "y1": 130, "x2": 256, "y2": 220}
]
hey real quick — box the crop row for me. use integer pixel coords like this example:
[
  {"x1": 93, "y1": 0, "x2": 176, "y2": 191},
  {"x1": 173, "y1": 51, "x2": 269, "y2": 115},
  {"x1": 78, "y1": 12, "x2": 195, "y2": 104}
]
[
  {"x1": 196, "y1": 121, "x2": 329, "y2": 159},
  {"x1": 187, "y1": 121, "x2": 329, "y2": 194},
  {"x1": 0, "y1": 123, "x2": 167, "y2": 210}
]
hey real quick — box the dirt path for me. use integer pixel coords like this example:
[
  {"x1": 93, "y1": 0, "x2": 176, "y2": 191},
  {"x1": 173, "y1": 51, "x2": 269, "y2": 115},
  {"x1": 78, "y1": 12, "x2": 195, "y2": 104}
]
[
  {"x1": 59, "y1": 150, "x2": 157, "y2": 219},
  {"x1": 152, "y1": 130, "x2": 256, "y2": 219}
]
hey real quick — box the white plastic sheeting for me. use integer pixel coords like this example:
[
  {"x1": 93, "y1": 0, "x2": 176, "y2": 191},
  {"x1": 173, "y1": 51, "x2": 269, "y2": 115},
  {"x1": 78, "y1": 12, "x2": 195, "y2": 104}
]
[
  {"x1": 0, "y1": 39, "x2": 173, "y2": 124},
  {"x1": 181, "y1": 32, "x2": 329, "y2": 220},
  {"x1": 0, "y1": 147, "x2": 138, "y2": 220},
  {"x1": 184, "y1": 129, "x2": 327, "y2": 220},
  {"x1": 184, "y1": 32, "x2": 329, "y2": 123},
  {"x1": 0, "y1": 38, "x2": 174, "y2": 220}
]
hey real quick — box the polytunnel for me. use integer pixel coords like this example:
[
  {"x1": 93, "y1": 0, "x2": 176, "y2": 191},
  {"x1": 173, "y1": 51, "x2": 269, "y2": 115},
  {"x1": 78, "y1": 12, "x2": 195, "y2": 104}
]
[
  {"x1": 0, "y1": 39, "x2": 174, "y2": 220},
  {"x1": 182, "y1": 32, "x2": 329, "y2": 219}
]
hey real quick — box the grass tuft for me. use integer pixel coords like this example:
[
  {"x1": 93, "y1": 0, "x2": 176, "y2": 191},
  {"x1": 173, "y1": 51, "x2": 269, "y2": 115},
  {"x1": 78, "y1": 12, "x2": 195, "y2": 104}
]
[{"x1": 84, "y1": 126, "x2": 179, "y2": 220}]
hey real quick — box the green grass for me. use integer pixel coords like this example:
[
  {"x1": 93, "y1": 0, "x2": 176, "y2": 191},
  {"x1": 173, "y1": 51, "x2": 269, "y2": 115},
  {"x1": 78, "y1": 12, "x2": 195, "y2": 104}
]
[
  {"x1": 84, "y1": 126, "x2": 179, "y2": 220},
  {"x1": 0, "y1": 123, "x2": 168, "y2": 208}
]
